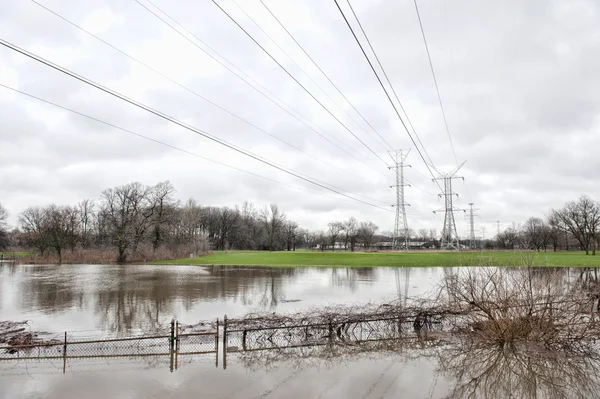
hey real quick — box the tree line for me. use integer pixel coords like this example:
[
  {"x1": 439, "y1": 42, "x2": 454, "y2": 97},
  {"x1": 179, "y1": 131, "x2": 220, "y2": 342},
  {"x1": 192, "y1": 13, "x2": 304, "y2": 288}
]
[
  {"x1": 496, "y1": 195, "x2": 600, "y2": 255},
  {"x1": 0, "y1": 181, "x2": 382, "y2": 263}
]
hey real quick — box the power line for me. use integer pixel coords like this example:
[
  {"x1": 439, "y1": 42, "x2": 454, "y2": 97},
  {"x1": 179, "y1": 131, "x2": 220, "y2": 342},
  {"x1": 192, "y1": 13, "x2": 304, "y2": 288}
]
[
  {"x1": 29, "y1": 0, "x2": 374, "y2": 183},
  {"x1": 343, "y1": 0, "x2": 438, "y2": 172},
  {"x1": 412, "y1": 0, "x2": 459, "y2": 167},
  {"x1": 332, "y1": 0, "x2": 442, "y2": 194},
  {"x1": 0, "y1": 83, "x2": 383, "y2": 208},
  {"x1": 252, "y1": 0, "x2": 394, "y2": 151},
  {"x1": 260, "y1": 0, "x2": 394, "y2": 150},
  {"x1": 211, "y1": 0, "x2": 390, "y2": 169},
  {"x1": 0, "y1": 38, "x2": 393, "y2": 212},
  {"x1": 132, "y1": 0, "x2": 380, "y2": 174}
]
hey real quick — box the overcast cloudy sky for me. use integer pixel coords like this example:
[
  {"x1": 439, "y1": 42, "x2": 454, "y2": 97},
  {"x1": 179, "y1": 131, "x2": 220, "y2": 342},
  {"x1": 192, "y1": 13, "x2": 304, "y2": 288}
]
[{"x1": 1, "y1": 0, "x2": 599, "y2": 237}]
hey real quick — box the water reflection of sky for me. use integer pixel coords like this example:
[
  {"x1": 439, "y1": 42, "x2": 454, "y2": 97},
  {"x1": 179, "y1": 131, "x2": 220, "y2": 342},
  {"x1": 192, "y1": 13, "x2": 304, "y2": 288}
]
[{"x1": 0, "y1": 264, "x2": 445, "y2": 335}]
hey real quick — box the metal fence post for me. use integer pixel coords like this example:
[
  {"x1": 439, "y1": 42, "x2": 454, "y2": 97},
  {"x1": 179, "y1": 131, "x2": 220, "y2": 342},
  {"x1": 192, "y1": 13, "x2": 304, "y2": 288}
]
[
  {"x1": 242, "y1": 329, "x2": 247, "y2": 351},
  {"x1": 223, "y1": 315, "x2": 228, "y2": 370},
  {"x1": 215, "y1": 318, "x2": 219, "y2": 368},
  {"x1": 169, "y1": 318, "x2": 175, "y2": 372},
  {"x1": 63, "y1": 332, "x2": 67, "y2": 374},
  {"x1": 175, "y1": 320, "x2": 179, "y2": 370}
]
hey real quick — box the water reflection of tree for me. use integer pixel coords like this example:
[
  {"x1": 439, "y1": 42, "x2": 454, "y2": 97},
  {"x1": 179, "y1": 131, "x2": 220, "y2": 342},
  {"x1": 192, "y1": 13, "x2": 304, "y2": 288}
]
[
  {"x1": 18, "y1": 265, "x2": 84, "y2": 313},
  {"x1": 439, "y1": 339, "x2": 600, "y2": 399},
  {"x1": 93, "y1": 266, "x2": 296, "y2": 332}
]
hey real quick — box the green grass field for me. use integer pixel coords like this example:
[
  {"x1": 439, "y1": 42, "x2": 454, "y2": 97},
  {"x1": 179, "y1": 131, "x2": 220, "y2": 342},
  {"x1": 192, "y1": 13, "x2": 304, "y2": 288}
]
[
  {"x1": 0, "y1": 251, "x2": 30, "y2": 257},
  {"x1": 153, "y1": 250, "x2": 600, "y2": 267}
]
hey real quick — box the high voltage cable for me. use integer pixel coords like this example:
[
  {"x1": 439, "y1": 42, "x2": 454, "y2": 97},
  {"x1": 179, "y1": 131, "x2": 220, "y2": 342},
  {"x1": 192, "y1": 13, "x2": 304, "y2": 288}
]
[
  {"x1": 29, "y1": 0, "x2": 371, "y2": 182},
  {"x1": 0, "y1": 83, "x2": 382, "y2": 208},
  {"x1": 0, "y1": 38, "x2": 393, "y2": 211},
  {"x1": 412, "y1": 0, "x2": 472, "y2": 203},
  {"x1": 259, "y1": 0, "x2": 394, "y2": 150},
  {"x1": 232, "y1": 0, "x2": 390, "y2": 152},
  {"x1": 132, "y1": 0, "x2": 381, "y2": 175},
  {"x1": 412, "y1": 0, "x2": 459, "y2": 167},
  {"x1": 211, "y1": 0, "x2": 391, "y2": 169},
  {"x1": 342, "y1": 0, "x2": 438, "y2": 172},
  {"x1": 332, "y1": 0, "x2": 443, "y2": 193},
  {"x1": 343, "y1": 0, "x2": 435, "y2": 168}
]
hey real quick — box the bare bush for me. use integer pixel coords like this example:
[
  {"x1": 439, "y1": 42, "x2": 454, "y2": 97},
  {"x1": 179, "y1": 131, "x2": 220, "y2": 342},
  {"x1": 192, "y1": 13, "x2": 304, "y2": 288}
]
[{"x1": 439, "y1": 266, "x2": 596, "y2": 345}]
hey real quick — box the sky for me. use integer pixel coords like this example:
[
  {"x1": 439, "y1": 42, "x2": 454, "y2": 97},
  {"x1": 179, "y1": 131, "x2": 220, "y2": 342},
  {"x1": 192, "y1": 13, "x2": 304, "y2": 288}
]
[{"x1": 0, "y1": 0, "x2": 599, "y2": 238}]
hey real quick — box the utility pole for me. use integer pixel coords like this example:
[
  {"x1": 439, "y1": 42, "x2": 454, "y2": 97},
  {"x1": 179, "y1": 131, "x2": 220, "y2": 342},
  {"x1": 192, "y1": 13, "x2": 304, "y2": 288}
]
[
  {"x1": 433, "y1": 162, "x2": 466, "y2": 250},
  {"x1": 467, "y1": 203, "x2": 479, "y2": 249},
  {"x1": 496, "y1": 221, "x2": 500, "y2": 237},
  {"x1": 389, "y1": 149, "x2": 411, "y2": 250}
]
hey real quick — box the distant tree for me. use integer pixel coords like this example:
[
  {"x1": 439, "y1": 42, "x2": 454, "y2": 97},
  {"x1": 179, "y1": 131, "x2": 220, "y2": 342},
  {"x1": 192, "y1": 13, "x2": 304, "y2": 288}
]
[
  {"x1": 283, "y1": 221, "x2": 298, "y2": 251},
  {"x1": 551, "y1": 196, "x2": 600, "y2": 255},
  {"x1": 215, "y1": 207, "x2": 239, "y2": 250},
  {"x1": 19, "y1": 206, "x2": 50, "y2": 256},
  {"x1": 344, "y1": 217, "x2": 359, "y2": 251},
  {"x1": 44, "y1": 205, "x2": 79, "y2": 263},
  {"x1": 358, "y1": 221, "x2": 379, "y2": 250},
  {"x1": 521, "y1": 217, "x2": 552, "y2": 252},
  {"x1": 327, "y1": 221, "x2": 344, "y2": 251},
  {"x1": 78, "y1": 199, "x2": 95, "y2": 249},
  {"x1": 496, "y1": 224, "x2": 520, "y2": 250},
  {"x1": 261, "y1": 204, "x2": 285, "y2": 251},
  {"x1": 0, "y1": 203, "x2": 9, "y2": 250},
  {"x1": 418, "y1": 228, "x2": 430, "y2": 242},
  {"x1": 149, "y1": 181, "x2": 177, "y2": 251},
  {"x1": 100, "y1": 182, "x2": 154, "y2": 263}
]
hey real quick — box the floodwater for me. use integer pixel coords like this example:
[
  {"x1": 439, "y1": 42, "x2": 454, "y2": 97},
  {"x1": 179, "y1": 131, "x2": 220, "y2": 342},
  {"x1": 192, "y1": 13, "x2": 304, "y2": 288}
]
[
  {"x1": 1, "y1": 264, "x2": 598, "y2": 398},
  {"x1": 0, "y1": 264, "x2": 442, "y2": 336}
]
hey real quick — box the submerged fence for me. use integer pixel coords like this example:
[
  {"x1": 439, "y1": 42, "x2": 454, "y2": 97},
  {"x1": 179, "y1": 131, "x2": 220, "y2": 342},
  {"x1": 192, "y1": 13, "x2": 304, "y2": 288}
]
[
  {"x1": 0, "y1": 320, "x2": 219, "y2": 372},
  {"x1": 4, "y1": 297, "x2": 592, "y2": 373},
  {"x1": 1, "y1": 310, "x2": 443, "y2": 372}
]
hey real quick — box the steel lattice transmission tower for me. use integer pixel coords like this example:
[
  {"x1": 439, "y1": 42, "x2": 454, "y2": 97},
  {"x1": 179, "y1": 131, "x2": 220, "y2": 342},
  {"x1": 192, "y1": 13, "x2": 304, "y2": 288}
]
[
  {"x1": 433, "y1": 162, "x2": 466, "y2": 250},
  {"x1": 467, "y1": 203, "x2": 479, "y2": 249},
  {"x1": 389, "y1": 150, "x2": 411, "y2": 250}
]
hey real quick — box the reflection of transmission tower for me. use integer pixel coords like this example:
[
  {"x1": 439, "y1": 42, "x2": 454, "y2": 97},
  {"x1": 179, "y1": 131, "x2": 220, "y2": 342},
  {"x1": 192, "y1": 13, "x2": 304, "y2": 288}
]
[
  {"x1": 389, "y1": 150, "x2": 410, "y2": 250},
  {"x1": 433, "y1": 162, "x2": 465, "y2": 250}
]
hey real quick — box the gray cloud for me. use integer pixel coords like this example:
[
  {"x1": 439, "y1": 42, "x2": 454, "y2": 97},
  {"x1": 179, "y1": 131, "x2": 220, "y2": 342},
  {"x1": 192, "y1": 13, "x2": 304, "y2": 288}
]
[{"x1": 1, "y1": 0, "x2": 599, "y2": 238}]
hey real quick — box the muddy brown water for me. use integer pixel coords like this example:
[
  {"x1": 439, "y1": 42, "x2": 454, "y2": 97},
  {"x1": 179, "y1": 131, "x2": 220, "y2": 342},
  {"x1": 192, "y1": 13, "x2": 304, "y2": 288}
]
[{"x1": 0, "y1": 264, "x2": 596, "y2": 398}]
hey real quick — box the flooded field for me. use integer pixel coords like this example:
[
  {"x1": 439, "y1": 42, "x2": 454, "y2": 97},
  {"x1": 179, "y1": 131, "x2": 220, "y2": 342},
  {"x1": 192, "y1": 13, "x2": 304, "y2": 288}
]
[
  {"x1": 0, "y1": 264, "x2": 441, "y2": 335},
  {"x1": 1, "y1": 264, "x2": 599, "y2": 399}
]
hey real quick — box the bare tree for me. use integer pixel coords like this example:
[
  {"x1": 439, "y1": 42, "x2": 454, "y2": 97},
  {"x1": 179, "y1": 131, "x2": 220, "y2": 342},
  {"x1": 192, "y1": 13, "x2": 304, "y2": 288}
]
[
  {"x1": 551, "y1": 196, "x2": 600, "y2": 255},
  {"x1": 100, "y1": 182, "x2": 154, "y2": 263},
  {"x1": 44, "y1": 205, "x2": 79, "y2": 263},
  {"x1": 358, "y1": 221, "x2": 379, "y2": 250},
  {"x1": 521, "y1": 217, "x2": 552, "y2": 251},
  {"x1": 216, "y1": 207, "x2": 239, "y2": 250},
  {"x1": 261, "y1": 204, "x2": 285, "y2": 251},
  {"x1": 19, "y1": 206, "x2": 49, "y2": 256},
  {"x1": 78, "y1": 199, "x2": 95, "y2": 249},
  {"x1": 327, "y1": 221, "x2": 344, "y2": 251},
  {"x1": 149, "y1": 181, "x2": 177, "y2": 251},
  {"x1": 0, "y1": 203, "x2": 9, "y2": 250},
  {"x1": 283, "y1": 221, "x2": 298, "y2": 251},
  {"x1": 496, "y1": 224, "x2": 520, "y2": 250},
  {"x1": 418, "y1": 228, "x2": 429, "y2": 242},
  {"x1": 344, "y1": 217, "x2": 359, "y2": 252}
]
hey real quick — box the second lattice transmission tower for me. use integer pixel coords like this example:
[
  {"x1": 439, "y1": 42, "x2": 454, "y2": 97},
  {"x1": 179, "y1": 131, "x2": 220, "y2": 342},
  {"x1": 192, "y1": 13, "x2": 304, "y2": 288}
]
[
  {"x1": 433, "y1": 162, "x2": 465, "y2": 250},
  {"x1": 389, "y1": 150, "x2": 410, "y2": 250}
]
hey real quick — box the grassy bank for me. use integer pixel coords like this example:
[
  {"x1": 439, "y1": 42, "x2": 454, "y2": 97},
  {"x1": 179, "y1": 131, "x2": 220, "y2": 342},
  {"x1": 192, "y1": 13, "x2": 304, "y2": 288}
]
[{"x1": 152, "y1": 250, "x2": 600, "y2": 267}]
